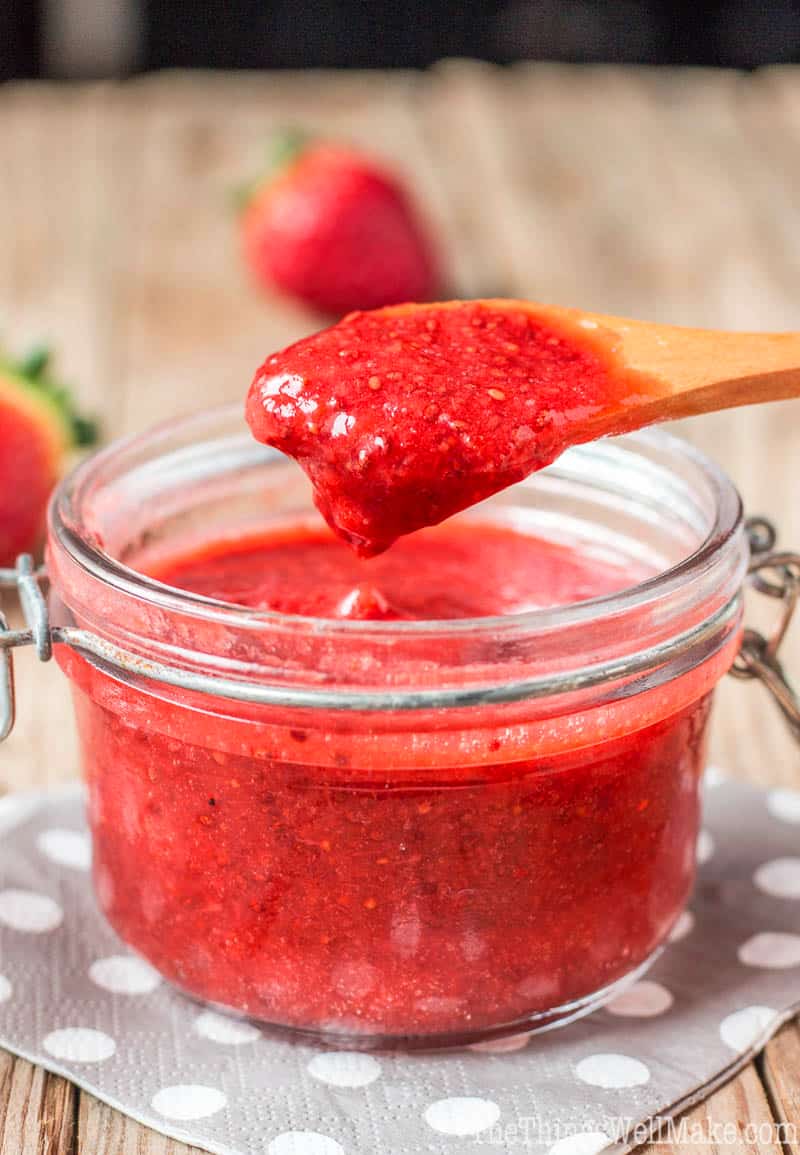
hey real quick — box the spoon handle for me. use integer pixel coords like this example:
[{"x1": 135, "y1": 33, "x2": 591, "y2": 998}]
[{"x1": 546, "y1": 306, "x2": 800, "y2": 422}]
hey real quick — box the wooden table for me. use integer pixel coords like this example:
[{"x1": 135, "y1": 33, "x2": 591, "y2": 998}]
[{"x1": 1, "y1": 62, "x2": 800, "y2": 1154}]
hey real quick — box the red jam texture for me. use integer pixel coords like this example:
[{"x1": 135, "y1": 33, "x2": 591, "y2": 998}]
[
  {"x1": 61, "y1": 521, "x2": 713, "y2": 1042},
  {"x1": 245, "y1": 300, "x2": 657, "y2": 556},
  {"x1": 155, "y1": 521, "x2": 641, "y2": 620}
]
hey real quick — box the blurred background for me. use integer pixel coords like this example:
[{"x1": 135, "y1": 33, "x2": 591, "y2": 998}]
[{"x1": 4, "y1": 0, "x2": 800, "y2": 79}]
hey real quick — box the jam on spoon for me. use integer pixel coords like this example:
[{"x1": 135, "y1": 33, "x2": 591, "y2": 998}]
[
  {"x1": 247, "y1": 297, "x2": 800, "y2": 556},
  {"x1": 246, "y1": 299, "x2": 659, "y2": 556}
]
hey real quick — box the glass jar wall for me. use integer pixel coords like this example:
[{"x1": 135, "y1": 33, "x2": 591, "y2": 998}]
[{"x1": 47, "y1": 410, "x2": 747, "y2": 1047}]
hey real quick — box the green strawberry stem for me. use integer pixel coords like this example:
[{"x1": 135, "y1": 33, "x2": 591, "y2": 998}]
[
  {"x1": 17, "y1": 344, "x2": 51, "y2": 380},
  {"x1": 269, "y1": 128, "x2": 309, "y2": 172},
  {"x1": 71, "y1": 414, "x2": 98, "y2": 447},
  {"x1": 233, "y1": 127, "x2": 311, "y2": 212},
  {"x1": 3, "y1": 343, "x2": 98, "y2": 449}
]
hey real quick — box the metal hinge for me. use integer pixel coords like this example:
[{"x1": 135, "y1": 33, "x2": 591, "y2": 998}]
[
  {"x1": 0, "y1": 555, "x2": 51, "y2": 741},
  {"x1": 731, "y1": 516, "x2": 800, "y2": 742},
  {"x1": 2, "y1": 517, "x2": 800, "y2": 740}
]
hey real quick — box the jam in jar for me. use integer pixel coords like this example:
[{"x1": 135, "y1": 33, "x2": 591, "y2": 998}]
[{"x1": 48, "y1": 410, "x2": 746, "y2": 1046}]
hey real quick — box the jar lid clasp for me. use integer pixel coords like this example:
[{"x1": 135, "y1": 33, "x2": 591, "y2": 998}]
[
  {"x1": 731, "y1": 517, "x2": 800, "y2": 742},
  {"x1": 0, "y1": 556, "x2": 50, "y2": 741}
]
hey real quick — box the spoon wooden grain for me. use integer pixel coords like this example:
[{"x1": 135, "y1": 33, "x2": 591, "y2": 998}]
[{"x1": 538, "y1": 303, "x2": 800, "y2": 429}]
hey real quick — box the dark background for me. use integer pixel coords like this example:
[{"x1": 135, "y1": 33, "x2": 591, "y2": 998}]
[{"x1": 2, "y1": 0, "x2": 800, "y2": 80}]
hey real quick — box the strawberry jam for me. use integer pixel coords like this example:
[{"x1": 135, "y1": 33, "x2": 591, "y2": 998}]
[
  {"x1": 246, "y1": 300, "x2": 658, "y2": 556},
  {"x1": 60, "y1": 516, "x2": 722, "y2": 1044},
  {"x1": 153, "y1": 521, "x2": 639, "y2": 620}
]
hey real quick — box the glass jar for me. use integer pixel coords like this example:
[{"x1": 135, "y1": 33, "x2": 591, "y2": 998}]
[{"x1": 44, "y1": 407, "x2": 747, "y2": 1048}]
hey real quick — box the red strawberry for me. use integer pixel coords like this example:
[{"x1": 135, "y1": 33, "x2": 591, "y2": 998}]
[
  {"x1": 0, "y1": 346, "x2": 97, "y2": 566},
  {"x1": 238, "y1": 134, "x2": 441, "y2": 315}
]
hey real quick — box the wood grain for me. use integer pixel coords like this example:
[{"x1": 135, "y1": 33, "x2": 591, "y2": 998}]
[
  {"x1": 763, "y1": 1022, "x2": 800, "y2": 1151},
  {"x1": 0, "y1": 1053, "x2": 76, "y2": 1155},
  {"x1": 0, "y1": 63, "x2": 799, "y2": 1155},
  {"x1": 657, "y1": 1067, "x2": 785, "y2": 1155},
  {"x1": 79, "y1": 1092, "x2": 203, "y2": 1155}
]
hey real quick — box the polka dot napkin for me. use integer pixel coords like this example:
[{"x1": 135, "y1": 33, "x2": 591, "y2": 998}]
[{"x1": 0, "y1": 771, "x2": 799, "y2": 1155}]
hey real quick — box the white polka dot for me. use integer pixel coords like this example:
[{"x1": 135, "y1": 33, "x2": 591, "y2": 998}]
[
  {"x1": 668, "y1": 909, "x2": 695, "y2": 942},
  {"x1": 470, "y1": 1032, "x2": 531, "y2": 1053},
  {"x1": 0, "y1": 793, "x2": 40, "y2": 834},
  {"x1": 89, "y1": 955, "x2": 162, "y2": 995},
  {"x1": 194, "y1": 1010, "x2": 261, "y2": 1045},
  {"x1": 0, "y1": 975, "x2": 11, "y2": 1002},
  {"x1": 548, "y1": 1131, "x2": 613, "y2": 1155},
  {"x1": 0, "y1": 890, "x2": 62, "y2": 933},
  {"x1": 424, "y1": 1097, "x2": 501, "y2": 1136},
  {"x1": 704, "y1": 765, "x2": 728, "y2": 789},
  {"x1": 719, "y1": 1005, "x2": 779, "y2": 1052},
  {"x1": 767, "y1": 788, "x2": 800, "y2": 824},
  {"x1": 37, "y1": 829, "x2": 92, "y2": 871},
  {"x1": 607, "y1": 981, "x2": 674, "y2": 1018},
  {"x1": 43, "y1": 1028, "x2": 116, "y2": 1063},
  {"x1": 307, "y1": 1051, "x2": 381, "y2": 1087},
  {"x1": 754, "y1": 858, "x2": 800, "y2": 899},
  {"x1": 697, "y1": 829, "x2": 714, "y2": 865},
  {"x1": 151, "y1": 1084, "x2": 227, "y2": 1121},
  {"x1": 268, "y1": 1134, "x2": 344, "y2": 1155},
  {"x1": 738, "y1": 932, "x2": 800, "y2": 969},
  {"x1": 575, "y1": 1053, "x2": 650, "y2": 1089}
]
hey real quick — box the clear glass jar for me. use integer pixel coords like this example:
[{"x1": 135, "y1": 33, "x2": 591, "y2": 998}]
[{"x1": 46, "y1": 407, "x2": 747, "y2": 1048}]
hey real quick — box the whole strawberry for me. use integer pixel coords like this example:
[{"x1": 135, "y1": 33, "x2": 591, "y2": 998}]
[
  {"x1": 0, "y1": 346, "x2": 96, "y2": 566},
  {"x1": 238, "y1": 134, "x2": 441, "y2": 315}
]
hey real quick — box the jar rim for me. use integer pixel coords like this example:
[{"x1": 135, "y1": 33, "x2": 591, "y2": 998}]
[{"x1": 50, "y1": 404, "x2": 743, "y2": 638}]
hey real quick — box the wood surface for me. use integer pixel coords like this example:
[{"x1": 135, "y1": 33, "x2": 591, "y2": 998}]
[{"x1": 1, "y1": 61, "x2": 799, "y2": 1154}]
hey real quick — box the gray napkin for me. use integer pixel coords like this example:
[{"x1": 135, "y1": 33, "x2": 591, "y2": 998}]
[{"x1": 0, "y1": 771, "x2": 798, "y2": 1155}]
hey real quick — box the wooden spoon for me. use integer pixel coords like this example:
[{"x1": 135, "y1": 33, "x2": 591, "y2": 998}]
[
  {"x1": 533, "y1": 302, "x2": 800, "y2": 430},
  {"x1": 247, "y1": 298, "x2": 800, "y2": 555}
]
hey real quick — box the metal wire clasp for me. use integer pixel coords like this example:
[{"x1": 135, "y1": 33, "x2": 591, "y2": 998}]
[
  {"x1": 2, "y1": 517, "x2": 800, "y2": 744},
  {"x1": 731, "y1": 516, "x2": 800, "y2": 741},
  {"x1": 0, "y1": 555, "x2": 51, "y2": 741}
]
